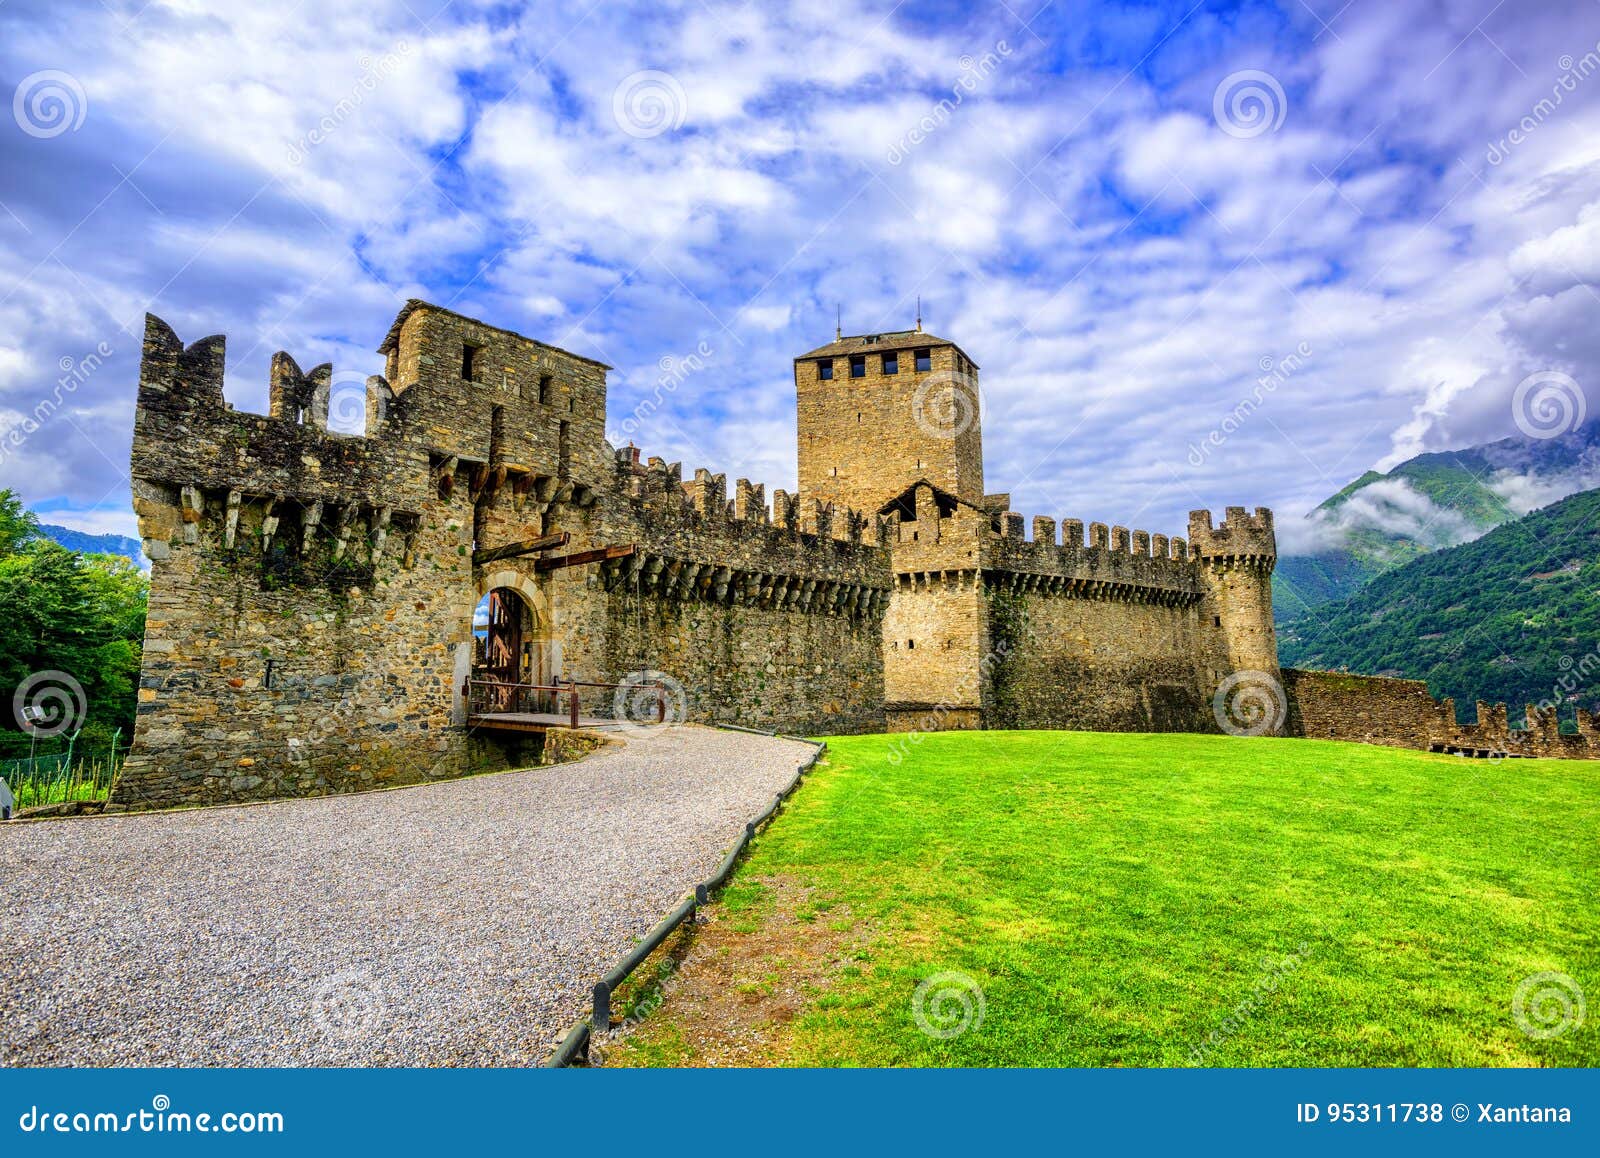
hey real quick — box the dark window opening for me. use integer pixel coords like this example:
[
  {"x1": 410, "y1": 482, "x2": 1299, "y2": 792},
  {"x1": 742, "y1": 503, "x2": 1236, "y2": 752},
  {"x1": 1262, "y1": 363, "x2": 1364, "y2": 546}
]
[
  {"x1": 907, "y1": 639, "x2": 915, "y2": 650},
  {"x1": 538, "y1": 373, "x2": 552, "y2": 403},
  {"x1": 1214, "y1": 616, "x2": 1222, "y2": 627},
  {"x1": 914, "y1": 348, "x2": 931, "y2": 372},
  {"x1": 817, "y1": 359, "x2": 834, "y2": 380},
  {"x1": 462, "y1": 343, "x2": 478, "y2": 381},
  {"x1": 850, "y1": 354, "x2": 866, "y2": 378},
  {"x1": 882, "y1": 352, "x2": 898, "y2": 374}
]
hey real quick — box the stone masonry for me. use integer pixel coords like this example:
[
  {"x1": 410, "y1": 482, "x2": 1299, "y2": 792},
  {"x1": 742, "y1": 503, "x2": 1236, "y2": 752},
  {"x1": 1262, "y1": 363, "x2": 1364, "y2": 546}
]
[{"x1": 117, "y1": 301, "x2": 1596, "y2": 809}]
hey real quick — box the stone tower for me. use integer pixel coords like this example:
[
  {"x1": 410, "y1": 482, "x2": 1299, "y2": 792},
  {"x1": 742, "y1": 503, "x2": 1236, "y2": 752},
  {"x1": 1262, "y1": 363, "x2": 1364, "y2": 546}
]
[
  {"x1": 794, "y1": 325, "x2": 984, "y2": 516},
  {"x1": 1188, "y1": 507, "x2": 1283, "y2": 727}
]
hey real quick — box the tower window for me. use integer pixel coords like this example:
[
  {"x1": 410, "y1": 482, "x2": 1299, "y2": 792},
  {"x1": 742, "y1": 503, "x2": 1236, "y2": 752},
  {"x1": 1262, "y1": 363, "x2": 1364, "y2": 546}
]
[
  {"x1": 850, "y1": 354, "x2": 866, "y2": 378},
  {"x1": 538, "y1": 373, "x2": 552, "y2": 403},
  {"x1": 907, "y1": 639, "x2": 915, "y2": 650},
  {"x1": 882, "y1": 352, "x2": 898, "y2": 374},
  {"x1": 461, "y1": 343, "x2": 478, "y2": 381},
  {"x1": 817, "y1": 359, "x2": 833, "y2": 380},
  {"x1": 914, "y1": 348, "x2": 931, "y2": 372}
]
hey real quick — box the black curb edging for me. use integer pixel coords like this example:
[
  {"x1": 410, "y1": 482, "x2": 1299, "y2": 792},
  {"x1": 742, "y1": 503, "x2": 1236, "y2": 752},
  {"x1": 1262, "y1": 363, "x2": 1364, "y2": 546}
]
[{"x1": 545, "y1": 733, "x2": 826, "y2": 1068}]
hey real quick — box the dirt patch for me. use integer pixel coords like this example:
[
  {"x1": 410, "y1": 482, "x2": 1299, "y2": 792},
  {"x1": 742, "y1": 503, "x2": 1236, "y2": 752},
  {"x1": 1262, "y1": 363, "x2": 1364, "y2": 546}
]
[{"x1": 594, "y1": 874, "x2": 874, "y2": 1067}]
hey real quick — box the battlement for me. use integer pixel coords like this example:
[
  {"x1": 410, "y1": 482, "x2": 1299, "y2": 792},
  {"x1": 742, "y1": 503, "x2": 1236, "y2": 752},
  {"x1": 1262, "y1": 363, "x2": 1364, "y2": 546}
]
[
  {"x1": 132, "y1": 316, "x2": 432, "y2": 518},
  {"x1": 1186, "y1": 506, "x2": 1277, "y2": 565},
  {"x1": 612, "y1": 446, "x2": 880, "y2": 550},
  {"x1": 984, "y1": 508, "x2": 1203, "y2": 604}
]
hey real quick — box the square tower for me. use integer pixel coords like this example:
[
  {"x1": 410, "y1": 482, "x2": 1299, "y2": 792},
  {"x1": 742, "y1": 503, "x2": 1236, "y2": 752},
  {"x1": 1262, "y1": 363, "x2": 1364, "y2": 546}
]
[{"x1": 795, "y1": 328, "x2": 984, "y2": 516}]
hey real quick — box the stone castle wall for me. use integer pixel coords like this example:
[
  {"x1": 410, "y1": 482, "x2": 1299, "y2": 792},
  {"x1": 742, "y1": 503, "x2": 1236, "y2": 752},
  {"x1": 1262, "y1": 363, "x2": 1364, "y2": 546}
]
[
  {"x1": 1284, "y1": 668, "x2": 1600, "y2": 758},
  {"x1": 118, "y1": 305, "x2": 891, "y2": 809}
]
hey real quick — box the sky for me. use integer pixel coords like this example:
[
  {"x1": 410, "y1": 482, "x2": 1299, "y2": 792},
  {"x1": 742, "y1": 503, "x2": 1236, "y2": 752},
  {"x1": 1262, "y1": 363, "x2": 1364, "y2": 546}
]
[{"x1": 2, "y1": 0, "x2": 1598, "y2": 550}]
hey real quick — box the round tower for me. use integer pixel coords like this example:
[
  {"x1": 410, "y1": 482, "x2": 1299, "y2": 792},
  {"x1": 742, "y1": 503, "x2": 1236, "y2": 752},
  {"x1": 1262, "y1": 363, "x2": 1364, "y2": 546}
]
[{"x1": 1189, "y1": 506, "x2": 1283, "y2": 732}]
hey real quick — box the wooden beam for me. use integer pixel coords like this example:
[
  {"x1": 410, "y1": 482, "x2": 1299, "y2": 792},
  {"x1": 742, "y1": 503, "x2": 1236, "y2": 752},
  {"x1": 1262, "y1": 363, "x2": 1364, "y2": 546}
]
[
  {"x1": 534, "y1": 543, "x2": 637, "y2": 572},
  {"x1": 471, "y1": 532, "x2": 571, "y2": 567}
]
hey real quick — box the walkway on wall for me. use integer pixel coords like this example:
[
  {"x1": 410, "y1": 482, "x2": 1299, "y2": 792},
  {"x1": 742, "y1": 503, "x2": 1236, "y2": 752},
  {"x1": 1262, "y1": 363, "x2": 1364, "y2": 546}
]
[{"x1": 0, "y1": 726, "x2": 815, "y2": 1066}]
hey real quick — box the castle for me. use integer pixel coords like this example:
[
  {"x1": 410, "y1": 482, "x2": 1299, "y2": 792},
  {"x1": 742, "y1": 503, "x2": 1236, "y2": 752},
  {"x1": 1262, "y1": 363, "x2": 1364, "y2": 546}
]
[{"x1": 115, "y1": 302, "x2": 1598, "y2": 807}]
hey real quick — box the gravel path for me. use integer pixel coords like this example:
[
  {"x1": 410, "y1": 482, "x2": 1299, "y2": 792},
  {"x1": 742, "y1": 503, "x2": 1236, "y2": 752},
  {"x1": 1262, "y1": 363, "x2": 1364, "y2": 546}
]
[{"x1": 0, "y1": 726, "x2": 816, "y2": 1067}]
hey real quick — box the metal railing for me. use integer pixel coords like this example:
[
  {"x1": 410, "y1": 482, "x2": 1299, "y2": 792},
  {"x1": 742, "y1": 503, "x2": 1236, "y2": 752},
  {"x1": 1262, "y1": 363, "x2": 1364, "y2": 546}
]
[
  {"x1": 465, "y1": 678, "x2": 669, "y2": 729},
  {"x1": 545, "y1": 731, "x2": 826, "y2": 1067}
]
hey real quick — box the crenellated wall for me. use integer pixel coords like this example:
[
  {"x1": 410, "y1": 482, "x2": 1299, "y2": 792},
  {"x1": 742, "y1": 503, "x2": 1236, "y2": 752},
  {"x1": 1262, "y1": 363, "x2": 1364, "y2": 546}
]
[
  {"x1": 1284, "y1": 669, "x2": 1600, "y2": 759},
  {"x1": 121, "y1": 300, "x2": 1591, "y2": 811},
  {"x1": 119, "y1": 305, "x2": 891, "y2": 809}
]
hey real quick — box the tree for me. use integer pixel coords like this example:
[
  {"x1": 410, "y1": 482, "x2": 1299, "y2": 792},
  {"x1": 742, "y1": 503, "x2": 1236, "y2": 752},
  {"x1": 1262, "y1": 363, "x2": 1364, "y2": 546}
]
[{"x1": 0, "y1": 491, "x2": 148, "y2": 761}]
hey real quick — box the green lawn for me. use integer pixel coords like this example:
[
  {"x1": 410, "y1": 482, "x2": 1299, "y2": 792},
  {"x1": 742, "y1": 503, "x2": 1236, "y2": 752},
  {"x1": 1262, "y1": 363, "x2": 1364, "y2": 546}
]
[{"x1": 618, "y1": 731, "x2": 1598, "y2": 1067}]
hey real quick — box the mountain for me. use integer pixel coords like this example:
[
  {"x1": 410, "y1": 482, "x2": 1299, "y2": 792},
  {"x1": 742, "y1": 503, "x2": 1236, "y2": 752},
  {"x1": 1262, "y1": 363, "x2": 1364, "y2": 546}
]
[
  {"x1": 38, "y1": 523, "x2": 145, "y2": 564},
  {"x1": 1272, "y1": 417, "x2": 1600, "y2": 620},
  {"x1": 1277, "y1": 487, "x2": 1600, "y2": 725}
]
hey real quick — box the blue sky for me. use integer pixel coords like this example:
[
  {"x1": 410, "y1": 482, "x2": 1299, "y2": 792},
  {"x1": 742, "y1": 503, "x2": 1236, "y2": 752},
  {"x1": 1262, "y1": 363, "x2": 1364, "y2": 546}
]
[{"x1": 2, "y1": 0, "x2": 1598, "y2": 549}]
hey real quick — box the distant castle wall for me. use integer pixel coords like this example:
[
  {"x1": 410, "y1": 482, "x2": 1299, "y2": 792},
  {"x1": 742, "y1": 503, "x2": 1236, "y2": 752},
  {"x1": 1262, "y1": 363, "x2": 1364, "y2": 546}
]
[{"x1": 1283, "y1": 668, "x2": 1600, "y2": 759}]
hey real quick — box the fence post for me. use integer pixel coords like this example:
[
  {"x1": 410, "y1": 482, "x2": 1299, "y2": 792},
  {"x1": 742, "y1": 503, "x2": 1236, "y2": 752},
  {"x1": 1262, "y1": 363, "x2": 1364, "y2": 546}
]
[
  {"x1": 570, "y1": 683, "x2": 580, "y2": 729},
  {"x1": 592, "y1": 981, "x2": 611, "y2": 1035}
]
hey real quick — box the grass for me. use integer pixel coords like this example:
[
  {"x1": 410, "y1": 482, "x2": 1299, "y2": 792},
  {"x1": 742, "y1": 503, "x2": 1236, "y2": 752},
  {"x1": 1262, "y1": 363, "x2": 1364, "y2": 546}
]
[
  {"x1": 613, "y1": 731, "x2": 1599, "y2": 1067},
  {"x1": 5, "y1": 755, "x2": 120, "y2": 810}
]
